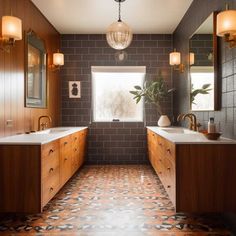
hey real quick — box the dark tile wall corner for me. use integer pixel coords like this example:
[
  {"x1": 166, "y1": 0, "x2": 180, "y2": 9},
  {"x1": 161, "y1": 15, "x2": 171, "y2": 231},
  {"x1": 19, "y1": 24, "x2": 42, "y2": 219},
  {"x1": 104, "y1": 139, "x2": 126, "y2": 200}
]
[
  {"x1": 173, "y1": 0, "x2": 236, "y2": 139},
  {"x1": 173, "y1": 0, "x2": 236, "y2": 231},
  {"x1": 60, "y1": 34, "x2": 173, "y2": 164}
]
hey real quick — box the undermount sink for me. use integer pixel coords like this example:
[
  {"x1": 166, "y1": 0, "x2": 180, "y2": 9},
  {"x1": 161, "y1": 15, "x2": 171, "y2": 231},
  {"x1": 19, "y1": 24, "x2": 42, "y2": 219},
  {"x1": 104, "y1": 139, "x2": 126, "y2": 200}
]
[
  {"x1": 34, "y1": 128, "x2": 70, "y2": 134},
  {"x1": 161, "y1": 127, "x2": 197, "y2": 134}
]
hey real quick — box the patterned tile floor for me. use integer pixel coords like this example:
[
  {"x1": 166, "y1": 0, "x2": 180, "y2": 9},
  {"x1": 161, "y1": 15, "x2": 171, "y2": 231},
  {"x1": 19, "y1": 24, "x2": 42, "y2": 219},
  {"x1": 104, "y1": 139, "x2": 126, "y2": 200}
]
[{"x1": 0, "y1": 165, "x2": 232, "y2": 236}]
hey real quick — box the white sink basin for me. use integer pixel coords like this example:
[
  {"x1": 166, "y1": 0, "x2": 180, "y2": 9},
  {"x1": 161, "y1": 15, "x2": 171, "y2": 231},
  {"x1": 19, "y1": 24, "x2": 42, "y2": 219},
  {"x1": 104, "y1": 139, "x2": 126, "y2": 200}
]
[
  {"x1": 34, "y1": 128, "x2": 70, "y2": 134},
  {"x1": 161, "y1": 128, "x2": 197, "y2": 134}
]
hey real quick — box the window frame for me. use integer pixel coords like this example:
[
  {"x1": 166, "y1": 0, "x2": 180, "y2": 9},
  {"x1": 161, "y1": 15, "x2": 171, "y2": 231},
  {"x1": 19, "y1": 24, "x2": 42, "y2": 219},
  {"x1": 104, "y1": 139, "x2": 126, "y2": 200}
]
[{"x1": 91, "y1": 66, "x2": 146, "y2": 122}]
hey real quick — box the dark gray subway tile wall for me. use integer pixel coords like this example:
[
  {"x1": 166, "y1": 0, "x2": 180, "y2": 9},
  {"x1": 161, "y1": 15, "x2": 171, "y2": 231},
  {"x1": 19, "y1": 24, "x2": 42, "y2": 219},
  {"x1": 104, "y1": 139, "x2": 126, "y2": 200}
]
[
  {"x1": 60, "y1": 34, "x2": 173, "y2": 164},
  {"x1": 173, "y1": 0, "x2": 236, "y2": 140},
  {"x1": 190, "y1": 34, "x2": 213, "y2": 67}
]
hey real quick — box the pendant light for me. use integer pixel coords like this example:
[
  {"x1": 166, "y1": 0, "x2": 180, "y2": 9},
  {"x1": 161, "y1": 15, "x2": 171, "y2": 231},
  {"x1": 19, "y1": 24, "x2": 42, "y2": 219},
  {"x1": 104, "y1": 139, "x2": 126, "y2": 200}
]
[{"x1": 106, "y1": 0, "x2": 133, "y2": 50}]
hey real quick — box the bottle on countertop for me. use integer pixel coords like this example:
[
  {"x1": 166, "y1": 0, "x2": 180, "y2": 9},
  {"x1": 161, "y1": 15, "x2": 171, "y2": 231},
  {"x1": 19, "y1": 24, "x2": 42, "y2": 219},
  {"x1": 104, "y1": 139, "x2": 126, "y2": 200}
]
[{"x1": 208, "y1": 117, "x2": 216, "y2": 133}]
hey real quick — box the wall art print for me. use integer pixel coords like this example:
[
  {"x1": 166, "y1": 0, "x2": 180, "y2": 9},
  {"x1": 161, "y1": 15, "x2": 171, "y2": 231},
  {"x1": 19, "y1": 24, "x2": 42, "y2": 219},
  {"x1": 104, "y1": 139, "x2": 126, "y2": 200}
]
[{"x1": 69, "y1": 81, "x2": 81, "y2": 98}]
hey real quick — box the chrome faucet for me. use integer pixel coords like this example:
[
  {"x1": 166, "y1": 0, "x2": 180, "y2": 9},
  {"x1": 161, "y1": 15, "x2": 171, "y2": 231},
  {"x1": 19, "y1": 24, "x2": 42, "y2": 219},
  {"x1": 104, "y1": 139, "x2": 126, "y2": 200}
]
[
  {"x1": 38, "y1": 115, "x2": 52, "y2": 131},
  {"x1": 177, "y1": 113, "x2": 197, "y2": 131}
]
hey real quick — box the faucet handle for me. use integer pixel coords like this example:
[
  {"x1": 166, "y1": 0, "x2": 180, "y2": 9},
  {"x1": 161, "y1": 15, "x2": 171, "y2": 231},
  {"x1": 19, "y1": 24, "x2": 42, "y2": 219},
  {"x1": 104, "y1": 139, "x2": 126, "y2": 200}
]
[
  {"x1": 196, "y1": 122, "x2": 202, "y2": 132},
  {"x1": 41, "y1": 122, "x2": 47, "y2": 130}
]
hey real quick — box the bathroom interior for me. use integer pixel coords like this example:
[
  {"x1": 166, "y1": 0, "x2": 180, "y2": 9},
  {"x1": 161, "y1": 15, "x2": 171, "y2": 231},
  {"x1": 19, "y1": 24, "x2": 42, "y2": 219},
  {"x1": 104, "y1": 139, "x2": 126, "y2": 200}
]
[{"x1": 0, "y1": 0, "x2": 236, "y2": 235}]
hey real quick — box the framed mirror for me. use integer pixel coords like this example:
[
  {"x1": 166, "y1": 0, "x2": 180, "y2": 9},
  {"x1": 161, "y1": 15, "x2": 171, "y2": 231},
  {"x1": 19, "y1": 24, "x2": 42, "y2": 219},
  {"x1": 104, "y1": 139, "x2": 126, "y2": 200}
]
[
  {"x1": 189, "y1": 12, "x2": 219, "y2": 111},
  {"x1": 25, "y1": 30, "x2": 47, "y2": 108}
]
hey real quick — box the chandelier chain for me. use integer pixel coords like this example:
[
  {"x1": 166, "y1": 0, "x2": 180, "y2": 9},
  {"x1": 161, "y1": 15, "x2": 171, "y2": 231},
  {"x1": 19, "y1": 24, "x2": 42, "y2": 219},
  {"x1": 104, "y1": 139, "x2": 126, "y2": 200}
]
[{"x1": 118, "y1": 0, "x2": 121, "y2": 22}]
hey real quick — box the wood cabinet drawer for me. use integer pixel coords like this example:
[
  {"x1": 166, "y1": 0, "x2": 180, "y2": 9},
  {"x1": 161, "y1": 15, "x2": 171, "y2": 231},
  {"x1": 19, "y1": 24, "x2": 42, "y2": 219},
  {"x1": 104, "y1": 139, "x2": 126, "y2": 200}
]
[
  {"x1": 147, "y1": 128, "x2": 176, "y2": 207},
  {"x1": 165, "y1": 180, "x2": 175, "y2": 206},
  {"x1": 60, "y1": 135, "x2": 71, "y2": 152},
  {"x1": 42, "y1": 140, "x2": 59, "y2": 158},
  {"x1": 42, "y1": 159, "x2": 60, "y2": 180},
  {"x1": 163, "y1": 139, "x2": 175, "y2": 162},
  {"x1": 71, "y1": 132, "x2": 80, "y2": 148},
  {"x1": 42, "y1": 171, "x2": 60, "y2": 206}
]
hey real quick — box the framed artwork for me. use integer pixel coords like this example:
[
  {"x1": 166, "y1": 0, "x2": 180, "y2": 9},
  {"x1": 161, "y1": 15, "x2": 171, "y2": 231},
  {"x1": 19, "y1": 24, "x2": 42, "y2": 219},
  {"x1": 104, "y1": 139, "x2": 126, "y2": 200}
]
[{"x1": 69, "y1": 81, "x2": 81, "y2": 98}]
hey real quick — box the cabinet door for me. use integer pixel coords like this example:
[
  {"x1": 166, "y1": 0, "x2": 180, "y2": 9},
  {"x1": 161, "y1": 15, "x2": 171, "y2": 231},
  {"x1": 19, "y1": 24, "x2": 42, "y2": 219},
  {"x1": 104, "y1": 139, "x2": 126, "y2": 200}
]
[
  {"x1": 60, "y1": 135, "x2": 73, "y2": 186},
  {"x1": 41, "y1": 140, "x2": 60, "y2": 207},
  {"x1": 78, "y1": 129, "x2": 88, "y2": 167},
  {"x1": 71, "y1": 132, "x2": 80, "y2": 174}
]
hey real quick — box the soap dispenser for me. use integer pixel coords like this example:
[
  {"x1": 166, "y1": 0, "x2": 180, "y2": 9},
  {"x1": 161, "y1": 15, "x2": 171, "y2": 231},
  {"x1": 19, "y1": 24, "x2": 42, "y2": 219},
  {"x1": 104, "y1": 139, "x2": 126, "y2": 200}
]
[{"x1": 208, "y1": 117, "x2": 216, "y2": 133}]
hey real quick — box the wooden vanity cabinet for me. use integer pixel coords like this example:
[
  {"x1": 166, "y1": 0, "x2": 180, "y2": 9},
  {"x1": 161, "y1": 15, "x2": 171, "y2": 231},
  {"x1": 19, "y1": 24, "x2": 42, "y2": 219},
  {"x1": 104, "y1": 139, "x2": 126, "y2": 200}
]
[
  {"x1": 60, "y1": 135, "x2": 73, "y2": 186},
  {"x1": 147, "y1": 128, "x2": 236, "y2": 212},
  {"x1": 0, "y1": 128, "x2": 88, "y2": 213},
  {"x1": 41, "y1": 140, "x2": 60, "y2": 207},
  {"x1": 147, "y1": 129, "x2": 176, "y2": 206}
]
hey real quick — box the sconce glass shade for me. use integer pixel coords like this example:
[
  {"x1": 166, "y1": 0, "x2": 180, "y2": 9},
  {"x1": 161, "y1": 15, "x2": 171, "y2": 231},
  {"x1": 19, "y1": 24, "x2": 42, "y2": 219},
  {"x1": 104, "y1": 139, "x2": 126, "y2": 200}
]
[
  {"x1": 169, "y1": 51, "x2": 181, "y2": 65},
  {"x1": 106, "y1": 21, "x2": 133, "y2": 50},
  {"x1": 53, "y1": 52, "x2": 64, "y2": 66},
  {"x1": 189, "y1": 52, "x2": 195, "y2": 65},
  {"x1": 2, "y1": 16, "x2": 22, "y2": 40},
  {"x1": 217, "y1": 10, "x2": 236, "y2": 36}
]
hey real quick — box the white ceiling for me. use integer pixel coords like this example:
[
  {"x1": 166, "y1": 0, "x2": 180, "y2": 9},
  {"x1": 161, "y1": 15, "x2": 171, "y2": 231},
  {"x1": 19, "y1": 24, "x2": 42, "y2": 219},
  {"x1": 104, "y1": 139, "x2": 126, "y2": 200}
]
[{"x1": 32, "y1": 0, "x2": 193, "y2": 34}]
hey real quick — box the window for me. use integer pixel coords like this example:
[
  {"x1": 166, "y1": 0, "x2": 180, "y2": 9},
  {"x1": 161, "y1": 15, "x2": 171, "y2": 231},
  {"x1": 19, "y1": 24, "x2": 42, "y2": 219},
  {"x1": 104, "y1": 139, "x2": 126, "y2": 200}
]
[{"x1": 92, "y1": 66, "x2": 146, "y2": 122}]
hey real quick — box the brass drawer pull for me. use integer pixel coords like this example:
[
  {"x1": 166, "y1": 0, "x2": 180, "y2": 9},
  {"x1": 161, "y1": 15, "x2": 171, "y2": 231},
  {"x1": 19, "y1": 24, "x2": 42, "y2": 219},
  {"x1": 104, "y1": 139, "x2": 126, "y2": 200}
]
[
  {"x1": 167, "y1": 167, "x2": 171, "y2": 171},
  {"x1": 49, "y1": 149, "x2": 54, "y2": 154},
  {"x1": 167, "y1": 148, "x2": 171, "y2": 154},
  {"x1": 49, "y1": 168, "x2": 54, "y2": 173},
  {"x1": 64, "y1": 142, "x2": 68, "y2": 145},
  {"x1": 64, "y1": 158, "x2": 68, "y2": 161},
  {"x1": 50, "y1": 187, "x2": 54, "y2": 192}
]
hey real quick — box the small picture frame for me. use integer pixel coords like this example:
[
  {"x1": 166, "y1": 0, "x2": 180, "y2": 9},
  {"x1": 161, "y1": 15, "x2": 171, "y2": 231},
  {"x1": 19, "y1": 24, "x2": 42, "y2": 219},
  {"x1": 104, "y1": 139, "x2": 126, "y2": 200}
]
[{"x1": 69, "y1": 81, "x2": 81, "y2": 98}]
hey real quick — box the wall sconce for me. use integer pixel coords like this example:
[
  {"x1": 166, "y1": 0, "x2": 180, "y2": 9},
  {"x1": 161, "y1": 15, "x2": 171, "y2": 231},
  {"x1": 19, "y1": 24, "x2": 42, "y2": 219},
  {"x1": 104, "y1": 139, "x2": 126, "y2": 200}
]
[
  {"x1": 50, "y1": 50, "x2": 64, "y2": 71},
  {"x1": 217, "y1": 4, "x2": 236, "y2": 48},
  {"x1": 189, "y1": 52, "x2": 195, "y2": 66},
  {"x1": 0, "y1": 15, "x2": 22, "y2": 52},
  {"x1": 169, "y1": 49, "x2": 185, "y2": 73}
]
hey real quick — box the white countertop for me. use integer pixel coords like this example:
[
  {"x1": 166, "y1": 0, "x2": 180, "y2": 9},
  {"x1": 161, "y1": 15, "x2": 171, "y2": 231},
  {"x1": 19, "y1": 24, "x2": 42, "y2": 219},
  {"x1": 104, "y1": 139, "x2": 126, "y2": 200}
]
[
  {"x1": 0, "y1": 127, "x2": 88, "y2": 145},
  {"x1": 147, "y1": 126, "x2": 236, "y2": 144}
]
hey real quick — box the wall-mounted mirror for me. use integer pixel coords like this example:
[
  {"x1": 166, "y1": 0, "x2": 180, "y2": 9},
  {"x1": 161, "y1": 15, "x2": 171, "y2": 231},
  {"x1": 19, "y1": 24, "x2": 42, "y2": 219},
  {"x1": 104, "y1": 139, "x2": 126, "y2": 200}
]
[
  {"x1": 25, "y1": 30, "x2": 47, "y2": 108},
  {"x1": 189, "y1": 12, "x2": 219, "y2": 111}
]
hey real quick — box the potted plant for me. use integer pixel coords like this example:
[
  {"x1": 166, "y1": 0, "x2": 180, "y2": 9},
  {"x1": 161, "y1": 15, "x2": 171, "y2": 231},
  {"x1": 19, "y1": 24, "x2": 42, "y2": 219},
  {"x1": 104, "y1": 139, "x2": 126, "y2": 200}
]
[{"x1": 130, "y1": 73, "x2": 175, "y2": 127}]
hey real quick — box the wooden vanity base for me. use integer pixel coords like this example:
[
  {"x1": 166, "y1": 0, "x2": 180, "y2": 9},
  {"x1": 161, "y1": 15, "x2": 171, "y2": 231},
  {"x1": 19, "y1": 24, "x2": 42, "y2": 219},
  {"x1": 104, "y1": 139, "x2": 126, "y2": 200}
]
[
  {"x1": 0, "y1": 128, "x2": 88, "y2": 213},
  {"x1": 147, "y1": 128, "x2": 236, "y2": 212}
]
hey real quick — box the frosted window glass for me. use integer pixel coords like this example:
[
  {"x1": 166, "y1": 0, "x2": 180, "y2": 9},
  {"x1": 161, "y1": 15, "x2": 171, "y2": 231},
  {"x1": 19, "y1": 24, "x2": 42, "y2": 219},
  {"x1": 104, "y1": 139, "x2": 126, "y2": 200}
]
[
  {"x1": 92, "y1": 68, "x2": 145, "y2": 122},
  {"x1": 191, "y1": 72, "x2": 214, "y2": 111}
]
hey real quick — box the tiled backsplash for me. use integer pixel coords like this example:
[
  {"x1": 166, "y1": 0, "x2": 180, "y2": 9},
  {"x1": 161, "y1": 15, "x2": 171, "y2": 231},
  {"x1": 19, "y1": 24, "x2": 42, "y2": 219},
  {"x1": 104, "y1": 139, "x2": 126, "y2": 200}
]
[{"x1": 60, "y1": 34, "x2": 172, "y2": 164}]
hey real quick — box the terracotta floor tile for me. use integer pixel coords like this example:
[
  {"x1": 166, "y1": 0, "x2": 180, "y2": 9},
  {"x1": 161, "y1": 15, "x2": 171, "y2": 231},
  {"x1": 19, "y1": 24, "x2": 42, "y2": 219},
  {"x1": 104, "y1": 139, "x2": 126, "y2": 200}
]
[{"x1": 0, "y1": 165, "x2": 232, "y2": 235}]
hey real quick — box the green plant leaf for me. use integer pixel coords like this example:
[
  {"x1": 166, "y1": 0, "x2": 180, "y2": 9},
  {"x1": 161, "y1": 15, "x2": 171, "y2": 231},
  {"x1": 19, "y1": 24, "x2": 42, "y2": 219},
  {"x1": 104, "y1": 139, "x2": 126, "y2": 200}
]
[
  {"x1": 134, "y1": 85, "x2": 142, "y2": 90},
  {"x1": 136, "y1": 96, "x2": 141, "y2": 103},
  {"x1": 129, "y1": 91, "x2": 138, "y2": 95},
  {"x1": 202, "y1": 84, "x2": 211, "y2": 89}
]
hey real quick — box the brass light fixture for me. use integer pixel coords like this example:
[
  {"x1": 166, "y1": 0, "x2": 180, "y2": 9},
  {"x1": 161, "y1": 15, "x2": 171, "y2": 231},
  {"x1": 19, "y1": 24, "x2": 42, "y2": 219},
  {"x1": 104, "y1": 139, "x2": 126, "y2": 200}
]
[
  {"x1": 0, "y1": 15, "x2": 22, "y2": 52},
  {"x1": 189, "y1": 52, "x2": 195, "y2": 66},
  {"x1": 169, "y1": 49, "x2": 185, "y2": 73},
  {"x1": 106, "y1": 0, "x2": 133, "y2": 50},
  {"x1": 50, "y1": 50, "x2": 64, "y2": 71},
  {"x1": 217, "y1": 4, "x2": 236, "y2": 48}
]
